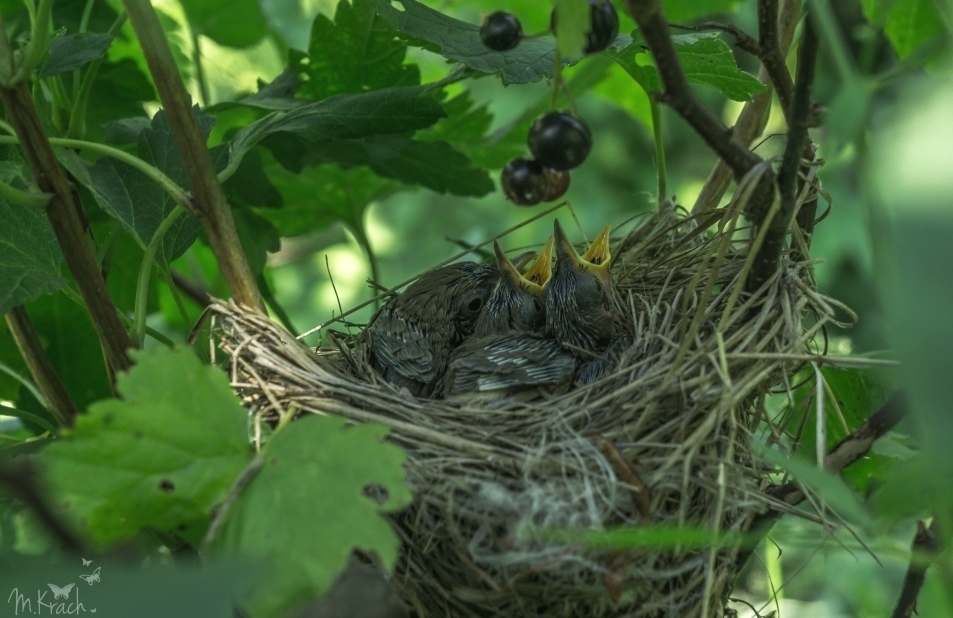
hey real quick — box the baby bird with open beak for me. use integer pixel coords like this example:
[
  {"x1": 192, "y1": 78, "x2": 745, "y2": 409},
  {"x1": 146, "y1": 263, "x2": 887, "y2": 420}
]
[
  {"x1": 545, "y1": 219, "x2": 616, "y2": 355},
  {"x1": 444, "y1": 238, "x2": 578, "y2": 401}
]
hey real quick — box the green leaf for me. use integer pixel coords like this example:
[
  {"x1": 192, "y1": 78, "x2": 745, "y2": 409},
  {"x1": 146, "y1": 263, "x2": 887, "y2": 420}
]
[
  {"x1": 593, "y1": 62, "x2": 654, "y2": 130},
  {"x1": 233, "y1": 209, "x2": 281, "y2": 275},
  {"x1": 38, "y1": 346, "x2": 251, "y2": 546},
  {"x1": 86, "y1": 59, "x2": 157, "y2": 142},
  {"x1": 39, "y1": 33, "x2": 113, "y2": 77},
  {"x1": 223, "y1": 149, "x2": 284, "y2": 209},
  {"x1": 554, "y1": 0, "x2": 591, "y2": 59},
  {"x1": 180, "y1": 0, "x2": 267, "y2": 48},
  {"x1": 257, "y1": 153, "x2": 403, "y2": 237},
  {"x1": 58, "y1": 109, "x2": 222, "y2": 264},
  {"x1": 0, "y1": 197, "x2": 66, "y2": 315},
  {"x1": 662, "y1": 0, "x2": 738, "y2": 22},
  {"x1": 860, "y1": 0, "x2": 946, "y2": 59},
  {"x1": 292, "y1": 0, "x2": 419, "y2": 101},
  {"x1": 760, "y1": 448, "x2": 874, "y2": 529},
  {"x1": 607, "y1": 32, "x2": 766, "y2": 102},
  {"x1": 226, "y1": 87, "x2": 446, "y2": 178},
  {"x1": 214, "y1": 415, "x2": 411, "y2": 618},
  {"x1": 371, "y1": 0, "x2": 559, "y2": 85}
]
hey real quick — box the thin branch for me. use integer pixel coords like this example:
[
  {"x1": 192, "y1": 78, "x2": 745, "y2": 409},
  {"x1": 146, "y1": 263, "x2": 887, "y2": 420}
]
[
  {"x1": 5, "y1": 306, "x2": 78, "y2": 428},
  {"x1": 0, "y1": 33, "x2": 134, "y2": 372},
  {"x1": 120, "y1": 0, "x2": 264, "y2": 312},
  {"x1": 622, "y1": 0, "x2": 764, "y2": 180},
  {"x1": 738, "y1": 390, "x2": 909, "y2": 571},
  {"x1": 0, "y1": 461, "x2": 84, "y2": 552},
  {"x1": 171, "y1": 270, "x2": 212, "y2": 307},
  {"x1": 745, "y1": 13, "x2": 819, "y2": 294},
  {"x1": 200, "y1": 453, "x2": 264, "y2": 558},
  {"x1": 691, "y1": 0, "x2": 802, "y2": 214},
  {"x1": 891, "y1": 519, "x2": 939, "y2": 618},
  {"x1": 757, "y1": 0, "x2": 795, "y2": 117},
  {"x1": 671, "y1": 22, "x2": 761, "y2": 57}
]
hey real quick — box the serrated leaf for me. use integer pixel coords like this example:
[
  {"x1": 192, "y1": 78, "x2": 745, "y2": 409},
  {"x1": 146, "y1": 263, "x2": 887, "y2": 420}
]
[
  {"x1": 226, "y1": 87, "x2": 446, "y2": 178},
  {"x1": 57, "y1": 109, "x2": 224, "y2": 264},
  {"x1": 372, "y1": 0, "x2": 559, "y2": 85},
  {"x1": 40, "y1": 32, "x2": 113, "y2": 77},
  {"x1": 102, "y1": 116, "x2": 152, "y2": 144},
  {"x1": 257, "y1": 153, "x2": 403, "y2": 237},
  {"x1": 292, "y1": 0, "x2": 419, "y2": 100},
  {"x1": 38, "y1": 347, "x2": 251, "y2": 546},
  {"x1": 608, "y1": 32, "x2": 766, "y2": 102},
  {"x1": 0, "y1": 197, "x2": 66, "y2": 315},
  {"x1": 85, "y1": 59, "x2": 158, "y2": 142},
  {"x1": 180, "y1": 0, "x2": 267, "y2": 48},
  {"x1": 214, "y1": 414, "x2": 411, "y2": 618},
  {"x1": 554, "y1": 0, "x2": 591, "y2": 59}
]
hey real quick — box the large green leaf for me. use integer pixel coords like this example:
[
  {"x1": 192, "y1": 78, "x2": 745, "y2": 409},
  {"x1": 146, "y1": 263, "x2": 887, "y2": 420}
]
[
  {"x1": 0, "y1": 197, "x2": 66, "y2": 315},
  {"x1": 257, "y1": 153, "x2": 403, "y2": 237},
  {"x1": 371, "y1": 0, "x2": 559, "y2": 84},
  {"x1": 180, "y1": 0, "x2": 267, "y2": 48},
  {"x1": 40, "y1": 33, "x2": 114, "y2": 77},
  {"x1": 226, "y1": 87, "x2": 446, "y2": 178},
  {"x1": 38, "y1": 346, "x2": 251, "y2": 546},
  {"x1": 214, "y1": 414, "x2": 412, "y2": 618},
  {"x1": 58, "y1": 110, "x2": 224, "y2": 264},
  {"x1": 860, "y1": 0, "x2": 946, "y2": 59},
  {"x1": 607, "y1": 32, "x2": 766, "y2": 102},
  {"x1": 292, "y1": 0, "x2": 419, "y2": 100}
]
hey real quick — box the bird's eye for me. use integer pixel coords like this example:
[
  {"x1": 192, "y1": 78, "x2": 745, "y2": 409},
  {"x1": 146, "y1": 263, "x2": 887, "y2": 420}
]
[{"x1": 468, "y1": 298, "x2": 483, "y2": 311}]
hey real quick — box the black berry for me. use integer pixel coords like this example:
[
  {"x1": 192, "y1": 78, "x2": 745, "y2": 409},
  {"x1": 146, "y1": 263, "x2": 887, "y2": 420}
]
[
  {"x1": 544, "y1": 169, "x2": 570, "y2": 201},
  {"x1": 480, "y1": 11, "x2": 522, "y2": 52},
  {"x1": 550, "y1": 0, "x2": 619, "y2": 55},
  {"x1": 501, "y1": 157, "x2": 549, "y2": 206},
  {"x1": 528, "y1": 112, "x2": 592, "y2": 171}
]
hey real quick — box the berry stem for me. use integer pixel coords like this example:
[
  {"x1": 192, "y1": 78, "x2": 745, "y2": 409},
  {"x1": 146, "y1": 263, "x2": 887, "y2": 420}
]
[
  {"x1": 550, "y1": 48, "x2": 563, "y2": 110},
  {"x1": 650, "y1": 99, "x2": 667, "y2": 203}
]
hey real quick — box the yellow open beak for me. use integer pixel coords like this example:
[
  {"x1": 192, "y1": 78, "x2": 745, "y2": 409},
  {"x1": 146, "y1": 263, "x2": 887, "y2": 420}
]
[
  {"x1": 494, "y1": 240, "x2": 545, "y2": 297},
  {"x1": 523, "y1": 236, "x2": 554, "y2": 289},
  {"x1": 553, "y1": 220, "x2": 613, "y2": 293}
]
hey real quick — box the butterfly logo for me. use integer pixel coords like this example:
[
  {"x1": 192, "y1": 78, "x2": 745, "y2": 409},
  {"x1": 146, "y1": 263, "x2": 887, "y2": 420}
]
[
  {"x1": 82, "y1": 558, "x2": 93, "y2": 566},
  {"x1": 79, "y1": 566, "x2": 101, "y2": 585},
  {"x1": 47, "y1": 583, "x2": 75, "y2": 599}
]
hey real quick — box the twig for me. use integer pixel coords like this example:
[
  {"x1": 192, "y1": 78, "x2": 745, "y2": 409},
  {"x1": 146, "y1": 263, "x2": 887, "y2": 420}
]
[
  {"x1": 121, "y1": 0, "x2": 264, "y2": 313},
  {"x1": 5, "y1": 306, "x2": 78, "y2": 428},
  {"x1": 757, "y1": 0, "x2": 795, "y2": 116},
  {"x1": 738, "y1": 390, "x2": 908, "y2": 570},
  {"x1": 891, "y1": 519, "x2": 939, "y2": 618},
  {"x1": 621, "y1": 0, "x2": 764, "y2": 182},
  {"x1": 200, "y1": 453, "x2": 264, "y2": 558},
  {"x1": 171, "y1": 269, "x2": 212, "y2": 307},
  {"x1": 0, "y1": 461, "x2": 84, "y2": 552},
  {"x1": 595, "y1": 437, "x2": 652, "y2": 521},
  {"x1": 691, "y1": 0, "x2": 802, "y2": 214},
  {"x1": 0, "y1": 48, "x2": 133, "y2": 371},
  {"x1": 745, "y1": 13, "x2": 818, "y2": 294}
]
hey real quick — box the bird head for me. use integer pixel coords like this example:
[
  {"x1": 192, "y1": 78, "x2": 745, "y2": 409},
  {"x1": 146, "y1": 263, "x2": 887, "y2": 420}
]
[
  {"x1": 469, "y1": 239, "x2": 554, "y2": 337},
  {"x1": 546, "y1": 220, "x2": 616, "y2": 353}
]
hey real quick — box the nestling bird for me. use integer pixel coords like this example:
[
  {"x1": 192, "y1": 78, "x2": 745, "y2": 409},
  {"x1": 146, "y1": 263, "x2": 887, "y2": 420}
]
[
  {"x1": 444, "y1": 238, "x2": 577, "y2": 401},
  {"x1": 545, "y1": 219, "x2": 617, "y2": 356},
  {"x1": 366, "y1": 261, "x2": 501, "y2": 398}
]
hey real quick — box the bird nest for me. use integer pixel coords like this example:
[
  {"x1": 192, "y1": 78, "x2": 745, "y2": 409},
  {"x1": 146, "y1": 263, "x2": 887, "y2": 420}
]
[{"x1": 208, "y1": 202, "x2": 839, "y2": 618}]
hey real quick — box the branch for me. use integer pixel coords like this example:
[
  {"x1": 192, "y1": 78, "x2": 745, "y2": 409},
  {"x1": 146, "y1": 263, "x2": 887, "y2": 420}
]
[
  {"x1": 691, "y1": 0, "x2": 802, "y2": 214},
  {"x1": 621, "y1": 0, "x2": 764, "y2": 180},
  {"x1": 5, "y1": 306, "x2": 78, "y2": 428},
  {"x1": 757, "y1": 0, "x2": 795, "y2": 116},
  {"x1": 0, "y1": 29, "x2": 133, "y2": 373},
  {"x1": 671, "y1": 22, "x2": 760, "y2": 57},
  {"x1": 745, "y1": 13, "x2": 818, "y2": 294},
  {"x1": 891, "y1": 519, "x2": 939, "y2": 618},
  {"x1": 120, "y1": 0, "x2": 264, "y2": 313}
]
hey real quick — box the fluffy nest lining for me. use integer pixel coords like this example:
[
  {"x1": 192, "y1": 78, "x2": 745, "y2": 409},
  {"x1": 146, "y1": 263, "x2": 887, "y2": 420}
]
[{"x1": 209, "y1": 203, "x2": 841, "y2": 618}]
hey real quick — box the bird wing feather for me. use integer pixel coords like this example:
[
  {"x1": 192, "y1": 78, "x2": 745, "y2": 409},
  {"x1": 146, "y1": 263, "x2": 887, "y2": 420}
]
[
  {"x1": 370, "y1": 312, "x2": 437, "y2": 383},
  {"x1": 448, "y1": 336, "x2": 577, "y2": 393}
]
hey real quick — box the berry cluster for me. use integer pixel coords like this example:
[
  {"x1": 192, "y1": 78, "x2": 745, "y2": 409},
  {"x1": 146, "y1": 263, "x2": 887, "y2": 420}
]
[{"x1": 478, "y1": 1, "x2": 619, "y2": 207}]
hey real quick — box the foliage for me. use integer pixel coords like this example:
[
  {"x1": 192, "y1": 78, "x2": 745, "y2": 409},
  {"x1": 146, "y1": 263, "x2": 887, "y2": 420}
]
[{"x1": 0, "y1": 0, "x2": 951, "y2": 616}]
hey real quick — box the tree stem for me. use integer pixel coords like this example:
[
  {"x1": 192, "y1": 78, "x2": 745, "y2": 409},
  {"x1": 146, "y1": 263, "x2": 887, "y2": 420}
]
[
  {"x1": 650, "y1": 99, "x2": 667, "y2": 203},
  {"x1": 120, "y1": 0, "x2": 264, "y2": 312},
  {"x1": 5, "y1": 306, "x2": 78, "y2": 428}
]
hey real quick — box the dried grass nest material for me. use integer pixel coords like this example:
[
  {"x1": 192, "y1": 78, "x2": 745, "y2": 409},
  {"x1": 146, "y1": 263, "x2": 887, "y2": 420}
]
[{"x1": 211, "y1": 204, "x2": 844, "y2": 618}]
